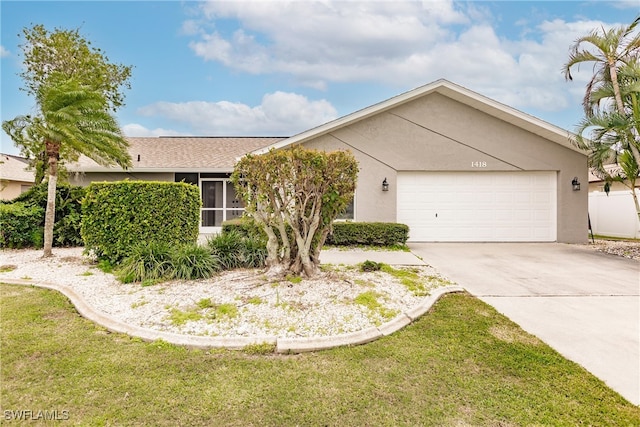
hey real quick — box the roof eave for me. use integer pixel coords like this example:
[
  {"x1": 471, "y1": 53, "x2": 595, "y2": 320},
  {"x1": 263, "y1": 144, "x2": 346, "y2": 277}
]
[{"x1": 67, "y1": 167, "x2": 234, "y2": 173}]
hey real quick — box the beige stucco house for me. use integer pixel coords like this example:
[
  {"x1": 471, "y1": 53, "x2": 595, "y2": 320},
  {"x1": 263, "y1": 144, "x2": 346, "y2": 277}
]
[
  {"x1": 0, "y1": 154, "x2": 35, "y2": 200},
  {"x1": 68, "y1": 80, "x2": 588, "y2": 243}
]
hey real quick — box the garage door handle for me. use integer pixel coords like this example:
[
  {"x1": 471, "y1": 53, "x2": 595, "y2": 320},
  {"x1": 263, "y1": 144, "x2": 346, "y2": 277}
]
[{"x1": 435, "y1": 213, "x2": 438, "y2": 218}]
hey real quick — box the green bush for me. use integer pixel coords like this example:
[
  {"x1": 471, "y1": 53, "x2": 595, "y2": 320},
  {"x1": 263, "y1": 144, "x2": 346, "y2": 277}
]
[
  {"x1": 221, "y1": 217, "x2": 266, "y2": 239},
  {"x1": 207, "y1": 229, "x2": 267, "y2": 270},
  {"x1": 0, "y1": 203, "x2": 44, "y2": 248},
  {"x1": 326, "y1": 222, "x2": 409, "y2": 246},
  {"x1": 81, "y1": 181, "x2": 200, "y2": 263},
  {"x1": 116, "y1": 242, "x2": 174, "y2": 284},
  {"x1": 116, "y1": 242, "x2": 219, "y2": 283},
  {"x1": 1, "y1": 182, "x2": 86, "y2": 247},
  {"x1": 171, "y1": 244, "x2": 219, "y2": 280},
  {"x1": 360, "y1": 260, "x2": 382, "y2": 272}
]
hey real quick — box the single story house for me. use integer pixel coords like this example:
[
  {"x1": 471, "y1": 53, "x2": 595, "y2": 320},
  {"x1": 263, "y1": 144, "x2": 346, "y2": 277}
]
[
  {"x1": 0, "y1": 153, "x2": 35, "y2": 200},
  {"x1": 68, "y1": 79, "x2": 588, "y2": 243}
]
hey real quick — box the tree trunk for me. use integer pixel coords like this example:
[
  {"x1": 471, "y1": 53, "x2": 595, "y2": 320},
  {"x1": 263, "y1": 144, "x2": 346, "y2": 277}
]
[
  {"x1": 608, "y1": 61, "x2": 640, "y2": 168},
  {"x1": 629, "y1": 186, "x2": 640, "y2": 233},
  {"x1": 43, "y1": 146, "x2": 58, "y2": 258},
  {"x1": 608, "y1": 59, "x2": 625, "y2": 115}
]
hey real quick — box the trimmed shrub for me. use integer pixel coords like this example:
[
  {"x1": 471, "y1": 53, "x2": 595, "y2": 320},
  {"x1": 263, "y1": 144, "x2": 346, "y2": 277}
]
[
  {"x1": 0, "y1": 203, "x2": 44, "y2": 248},
  {"x1": 81, "y1": 181, "x2": 200, "y2": 263},
  {"x1": 326, "y1": 222, "x2": 409, "y2": 246},
  {"x1": 221, "y1": 217, "x2": 266, "y2": 239},
  {"x1": 1, "y1": 182, "x2": 86, "y2": 247}
]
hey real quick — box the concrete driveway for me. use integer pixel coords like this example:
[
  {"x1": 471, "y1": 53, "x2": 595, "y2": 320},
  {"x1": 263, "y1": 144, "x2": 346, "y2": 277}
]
[{"x1": 408, "y1": 243, "x2": 640, "y2": 406}]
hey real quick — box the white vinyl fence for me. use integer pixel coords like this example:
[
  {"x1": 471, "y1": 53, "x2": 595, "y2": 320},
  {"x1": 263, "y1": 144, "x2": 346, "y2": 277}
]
[{"x1": 588, "y1": 190, "x2": 640, "y2": 239}]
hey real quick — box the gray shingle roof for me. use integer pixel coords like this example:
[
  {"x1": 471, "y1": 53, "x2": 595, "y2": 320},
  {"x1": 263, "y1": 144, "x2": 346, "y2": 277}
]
[
  {"x1": 67, "y1": 136, "x2": 286, "y2": 172},
  {"x1": 0, "y1": 154, "x2": 35, "y2": 183}
]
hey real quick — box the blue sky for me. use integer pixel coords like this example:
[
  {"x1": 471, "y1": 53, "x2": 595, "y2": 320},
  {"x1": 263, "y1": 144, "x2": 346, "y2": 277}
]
[{"x1": 1, "y1": 1, "x2": 639, "y2": 156}]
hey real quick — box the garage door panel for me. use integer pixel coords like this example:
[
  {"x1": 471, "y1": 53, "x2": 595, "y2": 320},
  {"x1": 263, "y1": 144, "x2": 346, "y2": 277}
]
[{"x1": 398, "y1": 171, "x2": 557, "y2": 242}]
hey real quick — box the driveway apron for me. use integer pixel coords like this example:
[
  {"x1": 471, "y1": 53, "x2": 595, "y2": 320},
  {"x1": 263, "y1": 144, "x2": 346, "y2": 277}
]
[{"x1": 408, "y1": 243, "x2": 640, "y2": 406}]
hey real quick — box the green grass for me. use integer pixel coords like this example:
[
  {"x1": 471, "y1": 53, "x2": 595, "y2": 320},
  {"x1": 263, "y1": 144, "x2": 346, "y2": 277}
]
[
  {"x1": 167, "y1": 307, "x2": 203, "y2": 326},
  {"x1": 380, "y1": 263, "x2": 453, "y2": 296},
  {"x1": 2, "y1": 283, "x2": 639, "y2": 426},
  {"x1": 0, "y1": 264, "x2": 18, "y2": 273},
  {"x1": 353, "y1": 290, "x2": 398, "y2": 324},
  {"x1": 214, "y1": 303, "x2": 239, "y2": 319}
]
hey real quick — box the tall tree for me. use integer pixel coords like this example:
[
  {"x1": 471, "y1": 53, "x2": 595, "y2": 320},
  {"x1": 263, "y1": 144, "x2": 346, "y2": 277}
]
[
  {"x1": 573, "y1": 57, "x2": 640, "y2": 228},
  {"x1": 563, "y1": 16, "x2": 640, "y2": 116},
  {"x1": 565, "y1": 16, "x2": 640, "y2": 234},
  {"x1": 563, "y1": 16, "x2": 640, "y2": 168},
  {"x1": 19, "y1": 24, "x2": 132, "y2": 111},
  {"x1": 232, "y1": 146, "x2": 358, "y2": 278},
  {"x1": 3, "y1": 25, "x2": 132, "y2": 257}
]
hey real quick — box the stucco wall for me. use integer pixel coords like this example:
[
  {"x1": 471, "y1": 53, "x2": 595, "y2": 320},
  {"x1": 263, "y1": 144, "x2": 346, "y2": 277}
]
[
  {"x1": 302, "y1": 92, "x2": 587, "y2": 243},
  {"x1": 303, "y1": 135, "x2": 397, "y2": 223},
  {"x1": 0, "y1": 181, "x2": 33, "y2": 200}
]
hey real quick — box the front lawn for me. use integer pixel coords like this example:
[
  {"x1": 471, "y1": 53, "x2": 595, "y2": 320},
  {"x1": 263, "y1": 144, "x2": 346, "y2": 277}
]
[{"x1": 1, "y1": 283, "x2": 638, "y2": 426}]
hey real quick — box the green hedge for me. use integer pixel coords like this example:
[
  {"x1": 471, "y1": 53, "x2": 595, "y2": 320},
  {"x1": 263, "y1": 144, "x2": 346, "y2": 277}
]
[
  {"x1": 0, "y1": 203, "x2": 44, "y2": 248},
  {"x1": 0, "y1": 183, "x2": 86, "y2": 247},
  {"x1": 224, "y1": 219, "x2": 409, "y2": 247},
  {"x1": 326, "y1": 222, "x2": 409, "y2": 246},
  {"x1": 221, "y1": 217, "x2": 266, "y2": 239},
  {"x1": 81, "y1": 181, "x2": 201, "y2": 263}
]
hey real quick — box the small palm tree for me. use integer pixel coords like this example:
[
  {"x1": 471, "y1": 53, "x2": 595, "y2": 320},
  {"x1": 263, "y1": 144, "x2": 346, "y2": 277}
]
[
  {"x1": 3, "y1": 75, "x2": 131, "y2": 256},
  {"x1": 577, "y1": 102, "x2": 640, "y2": 224},
  {"x1": 563, "y1": 16, "x2": 640, "y2": 117}
]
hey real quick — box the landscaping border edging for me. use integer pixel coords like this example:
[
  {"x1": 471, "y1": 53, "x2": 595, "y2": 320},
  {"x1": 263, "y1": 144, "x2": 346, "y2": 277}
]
[{"x1": 2, "y1": 278, "x2": 464, "y2": 353}]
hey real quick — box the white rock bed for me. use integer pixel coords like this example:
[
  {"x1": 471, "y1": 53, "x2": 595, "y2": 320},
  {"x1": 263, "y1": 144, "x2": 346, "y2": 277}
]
[{"x1": 0, "y1": 247, "x2": 452, "y2": 338}]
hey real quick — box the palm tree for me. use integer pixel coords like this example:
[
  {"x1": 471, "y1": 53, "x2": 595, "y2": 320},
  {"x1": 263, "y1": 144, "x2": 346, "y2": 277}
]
[
  {"x1": 576, "y1": 96, "x2": 640, "y2": 224},
  {"x1": 2, "y1": 76, "x2": 131, "y2": 257},
  {"x1": 563, "y1": 16, "x2": 640, "y2": 117}
]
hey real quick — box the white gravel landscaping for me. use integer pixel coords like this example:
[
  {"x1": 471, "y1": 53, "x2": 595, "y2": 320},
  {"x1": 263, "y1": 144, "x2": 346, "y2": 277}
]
[{"x1": 0, "y1": 247, "x2": 454, "y2": 339}]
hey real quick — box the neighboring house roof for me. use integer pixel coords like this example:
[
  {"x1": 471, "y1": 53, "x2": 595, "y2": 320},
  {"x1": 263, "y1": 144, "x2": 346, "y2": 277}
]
[
  {"x1": 251, "y1": 79, "x2": 584, "y2": 155},
  {"x1": 67, "y1": 136, "x2": 286, "y2": 173},
  {"x1": 589, "y1": 164, "x2": 640, "y2": 184},
  {"x1": 0, "y1": 153, "x2": 35, "y2": 183}
]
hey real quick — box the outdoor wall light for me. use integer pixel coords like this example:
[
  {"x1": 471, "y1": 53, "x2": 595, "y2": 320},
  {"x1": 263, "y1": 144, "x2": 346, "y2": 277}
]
[
  {"x1": 382, "y1": 177, "x2": 389, "y2": 192},
  {"x1": 572, "y1": 177, "x2": 581, "y2": 191}
]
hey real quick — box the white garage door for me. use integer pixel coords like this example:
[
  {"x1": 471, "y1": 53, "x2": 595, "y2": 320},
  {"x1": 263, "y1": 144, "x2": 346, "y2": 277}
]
[{"x1": 397, "y1": 171, "x2": 557, "y2": 242}]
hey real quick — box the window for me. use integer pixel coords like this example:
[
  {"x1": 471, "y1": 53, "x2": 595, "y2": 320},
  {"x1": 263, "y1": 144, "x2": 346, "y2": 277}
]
[
  {"x1": 336, "y1": 196, "x2": 355, "y2": 220},
  {"x1": 175, "y1": 173, "x2": 198, "y2": 186},
  {"x1": 201, "y1": 179, "x2": 245, "y2": 227}
]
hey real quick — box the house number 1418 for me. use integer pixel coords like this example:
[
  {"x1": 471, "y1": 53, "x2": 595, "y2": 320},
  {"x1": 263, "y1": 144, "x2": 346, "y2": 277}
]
[{"x1": 471, "y1": 161, "x2": 487, "y2": 168}]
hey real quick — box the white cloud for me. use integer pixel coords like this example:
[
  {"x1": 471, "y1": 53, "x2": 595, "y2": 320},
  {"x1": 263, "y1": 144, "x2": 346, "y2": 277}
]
[
  {"x1": 190, "y1": 0, "x2": 456, "y2": 84},
  {"x1": 612, "y1": 1, "x2": 640, "y2": 9},
  {"x1": 186, "y1": 2, "x2": 635, "y2": 114},
  {"x1": 122, "y1": 123, "x2": 182, "y2": 137},
  {"x1": 136, "y1": 91, "x2": 338, "y2": 136},
  {"x1": 0, "y1": 45, "x2": 9, "y2": 58}
]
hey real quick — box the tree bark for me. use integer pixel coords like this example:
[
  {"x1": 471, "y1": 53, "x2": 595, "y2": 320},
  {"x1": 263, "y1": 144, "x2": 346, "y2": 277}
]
[
  {"x1": 608, "y1": 60, "x2": 640, "y2": 168},
  {"x1": 43, "y1": 146, "x2": 58, "y2": 258}
]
